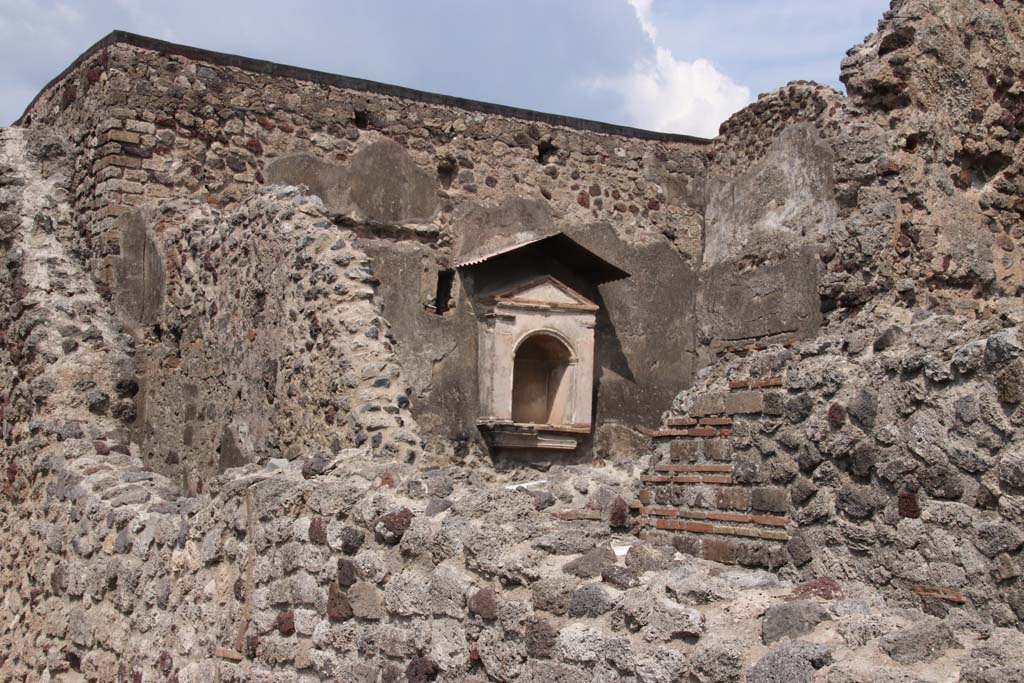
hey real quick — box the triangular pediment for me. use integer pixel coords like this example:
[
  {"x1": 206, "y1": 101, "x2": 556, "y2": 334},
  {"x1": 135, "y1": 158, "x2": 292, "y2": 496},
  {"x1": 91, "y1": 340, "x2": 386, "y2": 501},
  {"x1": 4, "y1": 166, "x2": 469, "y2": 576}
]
[{"x1": 493, "y1": 276, "x2": 598, "y2": 311}]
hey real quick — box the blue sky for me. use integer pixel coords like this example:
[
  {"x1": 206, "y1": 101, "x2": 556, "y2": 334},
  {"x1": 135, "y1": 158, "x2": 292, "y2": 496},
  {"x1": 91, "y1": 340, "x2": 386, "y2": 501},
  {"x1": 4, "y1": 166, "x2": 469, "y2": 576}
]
[{"x1": 0, "y1": 0, "x2": 890, "y2": 136}]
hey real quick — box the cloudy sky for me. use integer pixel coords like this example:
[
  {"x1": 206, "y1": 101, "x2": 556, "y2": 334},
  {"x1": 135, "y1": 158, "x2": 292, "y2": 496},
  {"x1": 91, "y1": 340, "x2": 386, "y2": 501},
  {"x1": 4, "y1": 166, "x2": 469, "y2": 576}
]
[{"x1": 0, "y1": 0, "x2": 889, "y2": 136}]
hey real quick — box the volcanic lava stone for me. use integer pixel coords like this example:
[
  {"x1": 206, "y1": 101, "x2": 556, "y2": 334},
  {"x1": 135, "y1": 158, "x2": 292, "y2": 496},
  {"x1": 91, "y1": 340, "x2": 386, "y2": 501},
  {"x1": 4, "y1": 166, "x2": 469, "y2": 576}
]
[
  {"x1": 567, "y1": 583, "x2": 611, "y2": 618},
  {"x1": 338, "y1": 526, "x2": 365, "y2": 555},
  {"x1": 602, "y1": 565, "x2": 640, "y2": 589},
  {"x1": 405, "y1": 656, "x2": 438, "y2": 683},
  {"x1": 468, "y1": 587, "x2": 497, "y2": 620},
  {"x1": 308, "y1": 516, "x2": 328, "y2": 545},
  {"x1": 337, "y1": 558, "x2": 359, "y2": 587},
  {"x1": 275, "y1": 610, "x2": 295, "y2": 635},
  {"x1": 327, "y1": 582, "x2": 353, "y2": 622},
  {"x1": 525, "y1": 617, "x2": 557, "y2": 658},
  {"x1": 374, "y1": 508, "x2": 413, "y2": 544},
  {"x1": 608, "y1": 496, "x2": 630, "y2": 528}
]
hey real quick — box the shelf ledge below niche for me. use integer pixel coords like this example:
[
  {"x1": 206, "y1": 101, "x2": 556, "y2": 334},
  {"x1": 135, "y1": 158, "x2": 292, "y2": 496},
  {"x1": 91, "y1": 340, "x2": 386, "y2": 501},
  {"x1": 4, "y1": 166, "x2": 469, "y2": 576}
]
[{"x1": 476, "y1": 420, "x2": 591, "y2": 450}]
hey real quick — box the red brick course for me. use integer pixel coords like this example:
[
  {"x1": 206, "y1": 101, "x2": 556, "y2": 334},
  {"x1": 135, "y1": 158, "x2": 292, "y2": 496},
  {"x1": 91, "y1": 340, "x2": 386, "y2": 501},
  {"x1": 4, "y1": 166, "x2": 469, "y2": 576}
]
[
  {"x1": 646, "y1": 518, "x2": 788, "y2": 541},
  {"x1": 640, "y1": 474, "x2": 733, "y2": 484},
  {"x1": 650, "y1": 427, "x2": 730, "y2": 438},
  {"x1": 637, "y1": 506, "x2": 789, "y2": 527},
  {"x1": 912, "y1": 585, "x2": 965, "y2": 603},
  {"x1": 654, "y1": 463, "x2": 733, "y2": 473}
]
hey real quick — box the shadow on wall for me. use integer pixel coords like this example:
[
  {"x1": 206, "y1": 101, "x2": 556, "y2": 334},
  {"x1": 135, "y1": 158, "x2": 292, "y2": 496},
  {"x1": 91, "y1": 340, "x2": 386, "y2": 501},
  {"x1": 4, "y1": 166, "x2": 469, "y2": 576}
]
[
  {"x1": 572, "y1": 224, "x2": 698, "y2": 429},
  {"x1": 113, "y1": 210, "x2": 164, "y2": 327}
]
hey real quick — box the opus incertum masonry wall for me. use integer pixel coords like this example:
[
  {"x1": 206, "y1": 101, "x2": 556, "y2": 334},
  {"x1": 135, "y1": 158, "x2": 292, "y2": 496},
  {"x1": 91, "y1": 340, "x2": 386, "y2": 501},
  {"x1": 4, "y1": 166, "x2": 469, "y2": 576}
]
[
  {"x1": 18, "y1": 30, "x2": 716, "y2": 481},
  {"x1": 3, "y1": 1, "x2": 1024, "y2": 679}
]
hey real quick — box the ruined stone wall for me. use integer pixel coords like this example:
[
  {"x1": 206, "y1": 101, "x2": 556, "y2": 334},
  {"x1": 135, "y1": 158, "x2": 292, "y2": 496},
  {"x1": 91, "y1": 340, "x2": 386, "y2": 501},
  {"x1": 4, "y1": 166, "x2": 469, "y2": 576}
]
[
  {"x1": 0, "y1": 130, "x2": 671, "y2": 680},
  {"x1": 122, "y1": 190, "x2": 428, "y2": 493},
  {"x1": 632, "y1": 0, "x2": 1024, "y2": 628},
  {"x1": 19, "y1": 36, "x2": 709, "y2": 455},
  {"x1": 13, "y1": 127, "x2": 1007, "y2": 683},
  {"x1": 5, "y1": 114, "x2": 432, "y2": 493},
  {"x1": 706, "y1": 0, "x2": 1024, "y2": 323},
  {"x1": 645, "y1": 304, "x2": 1024, "y2": 626},
  {"x1": 842, "y1": 0, "x2": 1024, "y2": 304},
  {"x1": 698, "y1": 84, "x2": 842, "y2": 361},
  {"x1": 6, "y1": 0, "x2": 1024, "y2": 679}
]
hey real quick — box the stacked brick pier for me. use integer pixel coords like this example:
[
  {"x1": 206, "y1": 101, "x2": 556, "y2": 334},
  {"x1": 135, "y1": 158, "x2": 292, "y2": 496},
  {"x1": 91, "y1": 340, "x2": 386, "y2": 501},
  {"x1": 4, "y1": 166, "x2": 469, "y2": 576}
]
[{"x1": 633, "y1": 375, "x2": 793, "y2": 568}]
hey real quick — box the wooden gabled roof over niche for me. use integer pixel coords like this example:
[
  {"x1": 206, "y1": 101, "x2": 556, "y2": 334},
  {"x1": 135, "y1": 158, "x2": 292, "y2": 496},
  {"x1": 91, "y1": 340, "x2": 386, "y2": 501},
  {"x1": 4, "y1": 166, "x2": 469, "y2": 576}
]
[{"x1": 455, "y1": 232, "x2": 630, "y2": 285}]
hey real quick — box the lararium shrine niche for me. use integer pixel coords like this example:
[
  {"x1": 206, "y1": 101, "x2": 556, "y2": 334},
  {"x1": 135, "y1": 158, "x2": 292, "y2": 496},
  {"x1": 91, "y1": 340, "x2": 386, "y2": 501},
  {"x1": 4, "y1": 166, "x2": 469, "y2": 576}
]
[{"x1": 455, "y1": 233, "x2": 629, "y2": 454}]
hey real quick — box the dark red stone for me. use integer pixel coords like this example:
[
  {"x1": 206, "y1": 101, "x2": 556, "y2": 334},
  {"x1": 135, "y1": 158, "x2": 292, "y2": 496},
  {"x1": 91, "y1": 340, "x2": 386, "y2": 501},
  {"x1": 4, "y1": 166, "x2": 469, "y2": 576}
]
[
  {"x1": 827, "y1": 402, "x2": 847, "y2": 427},
  {"x1": 898, "y1": 489, "x2": 921, "y2": 518},
  {"x1": 468, "y1": 587, "x2": 497, "y2": 620},
  {"x1": 601, "y1": 565, "x2": 639, "y2": 590},
  {"x1": 308, "y1": 517, "x2": 328, "y2": 545},
  {"x1": 524, "y1": 617, "x2": 557, "y2": 658},
  {"x1": 327, "y1": 582, "x2": 353, "y2": 622},
  {"x1": 375, "y1": 508, "x2": 413, "y2": 544},
  {"x1": 405, "y1": 656, "x2": 438, "y2": 683},
  {"x1": 225, "y1": 154, "x2": 246, "y2": 172},
  {"x1": 337, "y1": 558, "x2": 358, "y2": 587},
  {"x1": 275, "y1": 610, "x2": 295, "y2": 635},
  {"x1": 608, "y1": 496, "x2": 629, "y2": 529}
]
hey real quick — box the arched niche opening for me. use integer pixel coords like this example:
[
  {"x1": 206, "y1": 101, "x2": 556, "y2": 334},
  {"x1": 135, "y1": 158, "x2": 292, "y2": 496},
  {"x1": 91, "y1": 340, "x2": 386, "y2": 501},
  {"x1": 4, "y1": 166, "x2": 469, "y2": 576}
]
[{"x1": 511, "y1": 333, "x2": 574, "y2": 425}]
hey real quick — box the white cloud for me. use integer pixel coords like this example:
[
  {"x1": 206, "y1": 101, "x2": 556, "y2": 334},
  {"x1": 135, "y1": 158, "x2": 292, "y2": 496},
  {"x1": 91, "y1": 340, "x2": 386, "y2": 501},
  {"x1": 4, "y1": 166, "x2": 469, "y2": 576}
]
[
  {"x1": 588, "y1": 1, "x2": 752, "y2": 137},
  {"x1": 628, "y1": 0, "x2": 657, "y2": 42}
]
